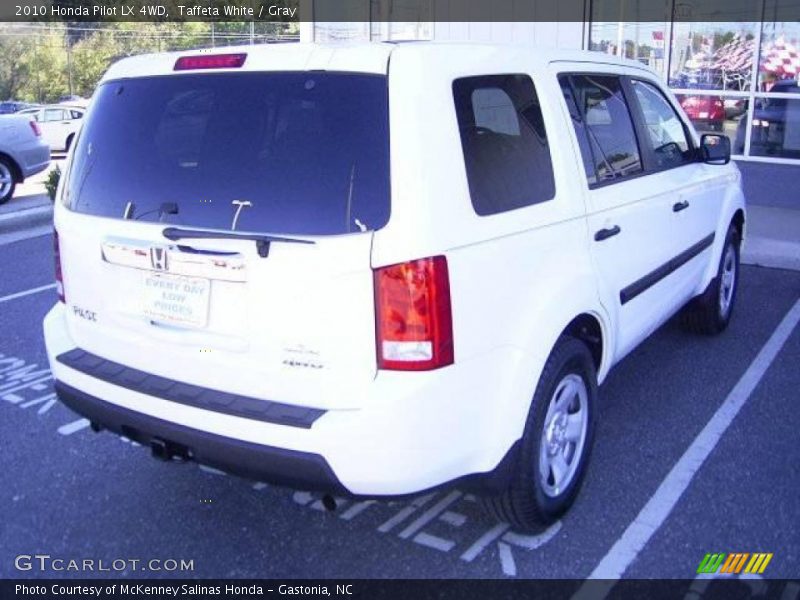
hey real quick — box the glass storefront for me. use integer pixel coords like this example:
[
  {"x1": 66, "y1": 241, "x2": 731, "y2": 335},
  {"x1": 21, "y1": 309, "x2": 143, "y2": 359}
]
[
  {"x1": 308, "y1": 0, "x2": 800, "y2": 163},
  {"x1": 590, "y1": 0, "x2": 800, "y2": 162}
]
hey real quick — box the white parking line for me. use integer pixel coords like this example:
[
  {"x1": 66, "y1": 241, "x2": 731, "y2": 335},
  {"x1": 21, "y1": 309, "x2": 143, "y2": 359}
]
[
  {"x1": 578, "y1": 298, "x2": 800, "y2": 596},
  {"x1": 0, "y1": 283, "x2": 56, "y2": 304},
  {"x1": 58, "y1": 418, "x2": 91, "y2": 436}
]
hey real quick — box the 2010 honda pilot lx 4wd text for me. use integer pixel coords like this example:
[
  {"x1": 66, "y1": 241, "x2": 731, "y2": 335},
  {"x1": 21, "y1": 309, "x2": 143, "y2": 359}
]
[{"x1": 43, "y1": 43, "x2": 745, "y2": 531}]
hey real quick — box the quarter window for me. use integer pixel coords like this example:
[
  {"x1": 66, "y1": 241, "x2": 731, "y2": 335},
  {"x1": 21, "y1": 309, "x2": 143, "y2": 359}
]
[
  {"x1": 631, "y1": 79, "x2": 693, "y2": 169},
  {"x1": 565, "y1": 74, "x2": 643, "y2": 184},
  {"x1": 559, "y1": 76, "x2": 599, "y2": 185},
  {"x1": 453, "y1": 74, "x2": 555, "y2": 216}
]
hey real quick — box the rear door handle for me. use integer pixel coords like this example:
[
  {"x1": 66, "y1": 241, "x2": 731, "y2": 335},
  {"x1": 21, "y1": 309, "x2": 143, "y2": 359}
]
[
  {"x1": 594, "y1": 225, "x2": 621, "y2": 241},
  {"x1": 672, "y1": 200, "x2": 690, "y2": 212}
]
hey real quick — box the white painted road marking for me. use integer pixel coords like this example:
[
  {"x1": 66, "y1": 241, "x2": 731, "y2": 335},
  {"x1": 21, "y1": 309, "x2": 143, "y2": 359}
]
[
  {"x1": 503, "y1": 522, "x2": 562, "y2": 550},
  {"x1": 199, "y1": 465, "x2": 227, "y2": 476},
  {"x1": 460, "y1": 523, "x2": 510, "y2": 562},
  {"x1": 398, "y1": 490, "x2": 462, "y2": 539},
  {"x1": 377, "y1": 493, "x2": 435, "y2": 533},
  {"x1": 0, "y1": 375, "x2": 53, "y2": 396},
  {"x1": 414, "y1": 532, "x2": 456, "y2": 552},
  {"x1": 57, "y1": 418, "x2": 91, "y2": 436},
  {"x1": 340, "y1": 500, "x2": 376, "y2": 521},
  {"x1": 20, "y1": 392, "x2": 57, "y2": 414},
  {"x1": 498, "y1": 541, "x2": 517, "y2": 576},
  {"x1": 0, "y1": 283, "x2": 57, "y2": 304},
  {"x1": 578, "y1": 298, "x2": 800, "y2": 596}
]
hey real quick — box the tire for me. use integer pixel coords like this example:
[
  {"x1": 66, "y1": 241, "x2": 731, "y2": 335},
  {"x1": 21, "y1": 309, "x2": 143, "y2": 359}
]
[
  {"x1": 0, "y1": 157, "x2": 16, "y2": 205},
  {"x1": 680, "y1": 226, "x2": 740, "y2": 335},
  {"x1": 481, "y1": 336, "x2": 597, "y2": 531},
  {"x1": 65, "y1": 134, "x2": 74, "y2": 152}
]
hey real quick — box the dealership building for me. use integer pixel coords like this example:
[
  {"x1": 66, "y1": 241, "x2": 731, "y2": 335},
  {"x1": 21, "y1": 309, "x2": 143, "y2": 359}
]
[{"x1": 301, "y1": 0, "x2": 800, "y2": 164}]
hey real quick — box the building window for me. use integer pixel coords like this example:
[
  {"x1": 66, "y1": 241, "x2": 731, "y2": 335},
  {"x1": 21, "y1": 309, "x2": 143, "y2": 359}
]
[
  {"x1": 589, "y1": 0, "x2": 671, "y2": 74},
  {"x1": 590, "y1": 0, "x2": 800, "y2": 163}
]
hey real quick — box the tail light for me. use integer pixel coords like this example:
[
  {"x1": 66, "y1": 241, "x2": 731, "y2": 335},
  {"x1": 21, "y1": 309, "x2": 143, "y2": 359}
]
[
  {"x1": 374, "y1": 256, "x2": 453, "y2": 371},
  {"x1": 54, "y1": 230, "x2": 65, "y2": 303},
  {"x1": 29, "y1": 120, "x2": 41, "y2": 137}
]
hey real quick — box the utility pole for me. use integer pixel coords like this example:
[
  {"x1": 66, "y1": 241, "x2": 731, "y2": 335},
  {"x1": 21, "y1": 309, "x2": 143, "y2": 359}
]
[{"x1": 66, "y1": 29, "x2": 74, "y2": 96}]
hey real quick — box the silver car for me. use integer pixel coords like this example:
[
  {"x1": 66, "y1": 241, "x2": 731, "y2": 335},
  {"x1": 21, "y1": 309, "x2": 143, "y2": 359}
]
[{"x1": 0, "y1": 114, "x2": 50, "y2": 204}]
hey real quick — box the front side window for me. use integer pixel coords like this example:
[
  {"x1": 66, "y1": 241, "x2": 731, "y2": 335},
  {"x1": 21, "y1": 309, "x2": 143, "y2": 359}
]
[
  {"x1": 66, "y1": 73, "x2": 390, "y2": 235},
  {"x1": 453, "y1": 74, "x2": 555, "y2": 216},
  {"x1": 631, "y1": 79, "x2": 693, "y2": 169},
  {"x1": 567, "y1": 74, "x2": 643, "y2": 183}
]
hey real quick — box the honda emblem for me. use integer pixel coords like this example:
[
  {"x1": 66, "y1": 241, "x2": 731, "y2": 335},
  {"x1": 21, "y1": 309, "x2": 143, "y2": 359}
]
[{"x1": 150, "y1": 246, "x2": 169, "y2": 271}]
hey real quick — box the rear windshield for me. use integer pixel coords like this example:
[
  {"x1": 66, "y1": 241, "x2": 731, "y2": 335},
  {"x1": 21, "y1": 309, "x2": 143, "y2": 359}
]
[{"x1": 66, "y1": 72, "x2": 390, "y2": 235}]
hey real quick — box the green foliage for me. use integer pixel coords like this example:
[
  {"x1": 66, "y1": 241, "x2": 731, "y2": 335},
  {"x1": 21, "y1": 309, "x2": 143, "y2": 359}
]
[
  {"x1": 0, "y1": 20, "x2": 299, "y2": 102},
  {"x1": 0, "y1": 24, "x2": 68, "y2": 102},
  {"x1": 45, "y1": 165, "x2": 61, "y2": 203}
]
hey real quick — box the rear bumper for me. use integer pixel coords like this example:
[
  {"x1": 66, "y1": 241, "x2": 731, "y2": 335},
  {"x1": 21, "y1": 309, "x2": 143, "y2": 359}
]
[
  {"x1": 44, "y1": 303, "x2": 532, "y2": 496},
  {"x1": 54, "y1": 380, "x2": 519, "y2": 499},
  {"x1": 19, "y1": 142, "x2": 50, "y2": 179},
  {"x1": 54, "y1": 380, "x2": 350, "y2": 495}
]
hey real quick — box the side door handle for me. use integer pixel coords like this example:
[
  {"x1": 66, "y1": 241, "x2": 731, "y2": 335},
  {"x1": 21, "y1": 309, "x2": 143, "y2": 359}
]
[
  {"x1": 594, "y1": 225, "x2": 621, "y2": 242},
  {"x1": 672, "y1": 200, "x2": 690, "y2": 212}
]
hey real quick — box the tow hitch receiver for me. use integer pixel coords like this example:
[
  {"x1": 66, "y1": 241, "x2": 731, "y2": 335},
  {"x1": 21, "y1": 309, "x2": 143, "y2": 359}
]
[{"x1": 150, "y1": 437, "x2": 192, "y2": 462}]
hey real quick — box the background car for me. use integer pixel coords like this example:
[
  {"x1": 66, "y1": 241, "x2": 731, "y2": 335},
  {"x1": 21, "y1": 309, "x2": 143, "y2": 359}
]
[
  {"x1": 0, "y1": 101, "x2": 37, "y2": 115},
  {"x1": 677, "y1": 93, "x2": 726, "y2": 132},
  {"x1": 724, "y1": 97, "x2": 746, "y2": 119},
  {"x1": 0, "y1": 113, "x2": 51, "y2": 204},
  {"x1": 16, "y1": 105, "x2": 85, "y2": 152},
  {"x1": 734, "y1": 79, "x2": 800, "y2": 155}
]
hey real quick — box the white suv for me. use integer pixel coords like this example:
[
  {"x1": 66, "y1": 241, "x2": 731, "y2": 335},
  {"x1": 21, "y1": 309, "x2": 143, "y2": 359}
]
[{"x1": 43, "y1": 43, "x2": 745, "y2": 531}]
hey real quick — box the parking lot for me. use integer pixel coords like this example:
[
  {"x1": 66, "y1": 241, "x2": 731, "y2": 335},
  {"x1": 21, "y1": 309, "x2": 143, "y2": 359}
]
[{"x1": 0, "y1": 231, "x2": 799, "y2": 585}]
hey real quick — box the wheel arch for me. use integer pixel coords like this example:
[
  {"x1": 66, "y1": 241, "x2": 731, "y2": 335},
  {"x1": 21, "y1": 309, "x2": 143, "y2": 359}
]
[
  {"x1": 697, "y1": 179, "x2": 746, "y2": 293},
  {"x1": 0, "y1": 151, "x2": 23, "y2": 183},
  {"x1": 561, "y1": 312, "x2": 607, "y2": 378}
]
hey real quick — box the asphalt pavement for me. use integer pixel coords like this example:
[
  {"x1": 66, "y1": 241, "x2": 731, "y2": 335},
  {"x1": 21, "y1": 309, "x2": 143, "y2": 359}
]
[{"x1": 0, "y1": 232, "x2": 799, "y2": 585}]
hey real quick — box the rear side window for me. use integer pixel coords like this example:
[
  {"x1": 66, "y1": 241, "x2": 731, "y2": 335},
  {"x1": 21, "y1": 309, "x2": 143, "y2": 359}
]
[
  {"x1": 453, "y1": 74, "x2": 555, "y2": 216},
  {"x1": 565, "y1": 74, "x2": 643, "y2": 184},
  {"x1": 66, "y1": 73, "x2": 390, "y2": 235}
]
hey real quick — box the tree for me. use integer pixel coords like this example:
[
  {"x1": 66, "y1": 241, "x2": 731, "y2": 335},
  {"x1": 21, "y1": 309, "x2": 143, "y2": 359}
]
[
  {"x1": 71, "y1": 28, "x2": 120, "y2": 98},
  {"x1": 0, "y1": 33, "x2": 33, "y2": 99}
]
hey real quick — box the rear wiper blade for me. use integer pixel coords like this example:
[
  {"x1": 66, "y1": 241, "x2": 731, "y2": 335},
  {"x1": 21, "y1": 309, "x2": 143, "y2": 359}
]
[{"x1": 162, "y1": 227, "x2": 314, "y2": 258}]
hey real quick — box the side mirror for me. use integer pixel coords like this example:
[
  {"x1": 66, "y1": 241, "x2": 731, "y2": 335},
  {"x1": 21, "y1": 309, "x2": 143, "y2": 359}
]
[{"x1": 699, "y1": 133, "x2": 731, "y2": 165}]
